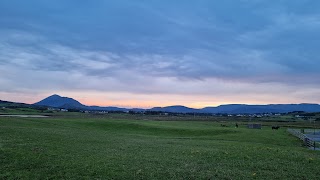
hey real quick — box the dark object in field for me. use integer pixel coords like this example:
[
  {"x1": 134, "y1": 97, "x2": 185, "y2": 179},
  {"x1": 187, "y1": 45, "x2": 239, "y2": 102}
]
[
  {"x1": 272, "y1": 126, "x2": 280, "y2": 130},
  {"x1": 221, "y1": 124, "x2": 228, "y2": 127},
  {"x1": 235, "y1": 123, "x2": 238, "y2": 128},
  {"x1": 247, "y1": 124, "x2": 262, "y2": 129}
]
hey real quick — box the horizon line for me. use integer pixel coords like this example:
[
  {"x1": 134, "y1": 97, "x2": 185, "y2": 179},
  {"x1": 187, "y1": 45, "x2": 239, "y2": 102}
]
[{"x1": 2, "y1": 94, "x2": 320, "y2": 110}]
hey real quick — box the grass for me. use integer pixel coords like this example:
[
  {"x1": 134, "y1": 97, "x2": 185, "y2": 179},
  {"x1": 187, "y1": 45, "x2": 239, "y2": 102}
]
[{"x1": 1, "y1": 114, "x2": 320, "y2": 179}]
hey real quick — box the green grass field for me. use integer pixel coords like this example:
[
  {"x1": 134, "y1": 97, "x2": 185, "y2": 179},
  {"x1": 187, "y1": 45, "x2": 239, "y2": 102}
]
[{"x1": 1, "y1": 114, "x2": 320, "y2": 179}]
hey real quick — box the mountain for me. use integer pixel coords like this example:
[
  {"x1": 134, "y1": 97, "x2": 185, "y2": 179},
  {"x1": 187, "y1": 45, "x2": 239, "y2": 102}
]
[
  {"x1": 200, "y1": 104, "x2": 320, "y2": 114},
  {"x1": 86, "y1": 106, "x2": 127, "y2": 111},
  {"x1": 152, "y1": 104, "x2": 320, "y2": 114},
  {"x1": 149, "y1": 105, "x2": 198, "y2": 113},
  {"x1": 201, "y1": 104, "x2": 246, "y2": 113},
  {"x1": 34, "y1": 94, "x2": 85, "y2": 108},
  {"x1": 34, "y1": 94, "x2": 127, "y2": 111}
]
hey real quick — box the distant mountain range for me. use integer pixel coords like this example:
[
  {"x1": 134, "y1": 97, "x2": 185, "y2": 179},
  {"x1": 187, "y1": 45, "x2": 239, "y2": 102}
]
[{"x1": 32, "y1": 94, "x2": 320, "y2": 114}]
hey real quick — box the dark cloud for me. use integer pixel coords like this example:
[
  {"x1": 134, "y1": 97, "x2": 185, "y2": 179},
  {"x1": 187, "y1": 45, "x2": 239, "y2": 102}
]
[{"x1": 0, "y1": 0, "x2": 320, "y2": 105}]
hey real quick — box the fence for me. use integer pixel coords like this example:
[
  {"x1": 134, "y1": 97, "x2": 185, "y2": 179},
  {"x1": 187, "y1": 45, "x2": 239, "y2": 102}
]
[{"x1": 287, "y1": 129, "x2": 319, "y2": 150}]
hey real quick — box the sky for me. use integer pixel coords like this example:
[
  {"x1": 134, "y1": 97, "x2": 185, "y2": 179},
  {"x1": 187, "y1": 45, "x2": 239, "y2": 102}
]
[{"x1": 0, "y1": 0, "x2": 320, "y2": 108}]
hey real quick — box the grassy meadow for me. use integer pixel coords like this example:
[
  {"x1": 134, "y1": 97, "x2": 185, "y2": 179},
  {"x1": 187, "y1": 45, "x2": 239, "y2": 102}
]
[{"x1": 1, "y1": 113, "x2": 320, "y2": 179}]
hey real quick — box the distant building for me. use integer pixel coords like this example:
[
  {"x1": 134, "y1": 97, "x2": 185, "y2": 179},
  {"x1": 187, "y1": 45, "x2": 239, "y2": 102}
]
[
  {"x1": 60, "y1": 109, "x2": 68, "y2": 112},
  {"x1": 47, "y1": 107, "x2": 57, "y2": 111},
  {"x1": 98, "y1": 111, "x2": 108, "y2": 114}
]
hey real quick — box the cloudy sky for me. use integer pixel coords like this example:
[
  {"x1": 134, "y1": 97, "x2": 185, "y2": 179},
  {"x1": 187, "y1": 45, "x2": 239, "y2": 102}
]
[{"x1": 1, "y1": 0, "x2": 320, "y2": 108}]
